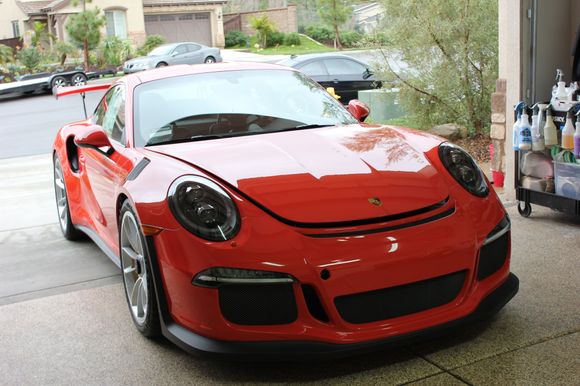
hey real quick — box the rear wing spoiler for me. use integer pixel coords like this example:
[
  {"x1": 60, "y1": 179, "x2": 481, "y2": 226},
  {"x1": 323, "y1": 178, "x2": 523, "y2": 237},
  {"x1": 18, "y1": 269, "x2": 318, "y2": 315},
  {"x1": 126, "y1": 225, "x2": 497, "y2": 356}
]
[{"x1": 55, "y1": 83, "x2": 112, "y2": 118}]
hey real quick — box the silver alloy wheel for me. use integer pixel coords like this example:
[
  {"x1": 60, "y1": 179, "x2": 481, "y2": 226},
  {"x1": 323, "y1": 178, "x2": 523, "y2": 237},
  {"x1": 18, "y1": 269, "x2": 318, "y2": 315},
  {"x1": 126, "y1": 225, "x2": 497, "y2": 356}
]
[
  {"x1": 54, "y1": 160, "x2": 68, "y2": 232},
  {"x1": 72, "y1": 74, "x2": 86, "y2": 86},
  {"x1": 204, "y1": 57, "x2": 215, "y2": 63},
  {"x1": 121, "y1": 211, "x2": 148, "y2": 326},
  {"x1": 52, "y1": 77, "x2": 66, "y2": 88}
]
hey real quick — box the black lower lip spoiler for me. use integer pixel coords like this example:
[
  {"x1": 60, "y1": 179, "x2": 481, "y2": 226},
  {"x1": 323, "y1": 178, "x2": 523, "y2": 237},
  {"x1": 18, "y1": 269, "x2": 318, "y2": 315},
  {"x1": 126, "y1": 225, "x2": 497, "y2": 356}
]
[{"x1": 145, "y1": 237, "x2": 518, "y2": 361}]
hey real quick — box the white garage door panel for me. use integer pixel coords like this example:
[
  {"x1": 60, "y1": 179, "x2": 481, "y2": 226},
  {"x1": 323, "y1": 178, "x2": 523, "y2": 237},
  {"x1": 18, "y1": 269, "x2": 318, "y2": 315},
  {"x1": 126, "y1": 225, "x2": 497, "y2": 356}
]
[{"x1": 145, "y1": 13, "x2": 212, "y2": 46}]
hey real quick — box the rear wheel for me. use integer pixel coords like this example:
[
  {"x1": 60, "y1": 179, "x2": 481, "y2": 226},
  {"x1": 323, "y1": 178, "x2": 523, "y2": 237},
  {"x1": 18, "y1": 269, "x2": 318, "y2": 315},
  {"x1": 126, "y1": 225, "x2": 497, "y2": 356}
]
[
  {"x1": 120, "y1": 201, "x2": 160, "y2": 337},
  {"x1": 71, "y1": 73, "x2": 87, "y2": 86},
  {"x1": 204, "y1": 56, "x2": 216, "y2": 64},
  {"x1": 53, "y1": 154, "x2": 84, "y2": 240},
  {"x1": 156, "y1": 62, "x2": 167, "y2": 68}
]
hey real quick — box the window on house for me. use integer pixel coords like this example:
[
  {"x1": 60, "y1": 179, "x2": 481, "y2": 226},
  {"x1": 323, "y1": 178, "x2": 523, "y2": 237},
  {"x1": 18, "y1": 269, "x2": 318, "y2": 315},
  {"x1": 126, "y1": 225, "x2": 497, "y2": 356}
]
[
  {"x1": 12, "y1": 21, "x2": 20, "y2": 38},
  {"x1": 105, "y1": 10, "x2": 127, "y2": 39}
]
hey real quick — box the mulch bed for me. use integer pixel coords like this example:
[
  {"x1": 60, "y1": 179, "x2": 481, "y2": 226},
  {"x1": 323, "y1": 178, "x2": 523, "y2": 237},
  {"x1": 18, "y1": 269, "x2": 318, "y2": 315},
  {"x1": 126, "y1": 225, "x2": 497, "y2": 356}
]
[{"x1": 454, "y1": 134, "x2": 491, "y2": 163}]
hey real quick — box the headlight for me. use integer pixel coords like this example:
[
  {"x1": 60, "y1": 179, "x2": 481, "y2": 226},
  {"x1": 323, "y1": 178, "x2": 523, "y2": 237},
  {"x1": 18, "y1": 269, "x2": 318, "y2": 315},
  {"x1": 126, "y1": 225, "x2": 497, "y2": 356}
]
[
  {"x1": 438, "y1": 142, "x2": 489, "y2": 197},
  {"x1": 168, "y1": 176, "x2": 240, "y2": 241}
]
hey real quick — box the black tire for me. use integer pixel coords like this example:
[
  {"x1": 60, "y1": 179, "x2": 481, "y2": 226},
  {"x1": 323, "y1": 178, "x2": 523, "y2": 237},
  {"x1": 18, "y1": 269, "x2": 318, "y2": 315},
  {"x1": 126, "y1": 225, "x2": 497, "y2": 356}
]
[
  {"x1": 53, "y1": 153, "x2": 84, "y2": 241},
  {"x1": 119, "y1": 201, "x2": 161, "y2": 338},
  {"x1": 71, "y1": 73, "x2": 87, "y2": 86},
  {"x1": 50, "y1": 75, "x2": 67, "y2": 91},
  {"x1": 204, "y1": 56, "x2": 216, "y2": 64},
  {"x1": 156, "y1": 62, "x2": 168, "y2": 68}
]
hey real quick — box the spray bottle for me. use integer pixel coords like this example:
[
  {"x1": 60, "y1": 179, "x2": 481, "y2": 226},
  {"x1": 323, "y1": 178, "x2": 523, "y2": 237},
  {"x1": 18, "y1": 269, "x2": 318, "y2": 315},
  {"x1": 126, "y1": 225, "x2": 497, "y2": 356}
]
[
  {"x1": 513, "y1": 102, "x2": 526, "y2": 150},
  {"x1": 574, "y1": 110, "x2": 580, "y2": 158},
  {"x1": 518, "y1": 107, "x2": 532, "y2": 151},
  {"x1": 552, "y1": 69, "x2": 568, "y2": 103},
  {"x1": 562, "y1": 110, "x2": 575, "y2": 150},
  {"x1": 531, "y1": 105, "x2": 545, "y2": 151},
  {"x1": 544, "y1": 106, "x2": 558, "y2": 147}
]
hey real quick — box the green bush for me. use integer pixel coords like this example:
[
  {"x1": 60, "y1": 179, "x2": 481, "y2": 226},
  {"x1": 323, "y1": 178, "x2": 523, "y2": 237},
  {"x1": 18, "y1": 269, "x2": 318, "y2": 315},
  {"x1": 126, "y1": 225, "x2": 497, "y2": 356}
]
[
  {"x1": 0, "y1": 44, "x2": 14, "y2": 65},
  {"x1": 250, "y1": 15, "x2": 275, "y2": 48},
  {"x1": 266, "y1": 31, "x2": 285, "y2": 47},
  {"x1": 225, "y1": 31, "x2": 249, "y2": 48},
  {"x1": 340, "y1": 31, "x2": 363, "y2": 48},
  {"x1": 304, "y1": 25, "x2": 334, "y2": 43},
  {"x1": 16, "y1": 47, "x2": 41, "y2": 72},
  {"x1": 102, "y1": 36, "x2": 132, "y2": 67},
  {"x1": 284, "y1": 32, "x2": 301, "y2": 46},
  {"x1": 137, "y1": 35, "x2": 165, "y2": 56}
]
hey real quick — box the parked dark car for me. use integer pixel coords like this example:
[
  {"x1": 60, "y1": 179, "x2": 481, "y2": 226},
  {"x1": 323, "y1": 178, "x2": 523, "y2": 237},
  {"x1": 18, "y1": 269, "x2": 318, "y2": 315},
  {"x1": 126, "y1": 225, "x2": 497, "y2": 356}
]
[{"x1": 278, "y1": 54, "x2": 382, "y2": 103}]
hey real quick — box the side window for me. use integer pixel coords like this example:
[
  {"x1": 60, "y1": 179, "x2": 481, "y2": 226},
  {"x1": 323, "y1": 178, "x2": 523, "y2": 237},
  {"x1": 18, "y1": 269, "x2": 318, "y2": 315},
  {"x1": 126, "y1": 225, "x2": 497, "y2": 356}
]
[
  {"x1": 187, "y1": 44, "x2": 201, "y2": 52},
  {"x1": 93, "y1": 90, "x2": 114, "y2": 127},
  {"x1": 172, "y1": 45, "x2": 187, "y2": 56},
  {"x1": 299, "y1": 61, "x2": 327, "y2": 76},
  {"x1": 101, "y1": 86, "x2": 126, "y2": 144},
  {"x1": 323, "y1": 59, "x2": 366, "y2": 76}
]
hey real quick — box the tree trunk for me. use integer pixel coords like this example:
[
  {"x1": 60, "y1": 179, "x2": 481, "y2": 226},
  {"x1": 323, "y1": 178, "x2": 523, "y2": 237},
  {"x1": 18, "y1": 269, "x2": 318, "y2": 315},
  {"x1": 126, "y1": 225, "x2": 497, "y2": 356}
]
[
  {"x1": 334, "y1": 24, "x2": 342, "y2": 50},
  {"x1": 83, "y1": 38, "x2": 89, "y2": 72}
]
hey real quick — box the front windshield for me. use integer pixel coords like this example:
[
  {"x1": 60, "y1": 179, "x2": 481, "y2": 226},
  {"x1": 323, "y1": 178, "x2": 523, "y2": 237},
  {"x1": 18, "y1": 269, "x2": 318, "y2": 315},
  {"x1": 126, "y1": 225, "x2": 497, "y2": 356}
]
[
  {"x1": 133, "y1": 69, "x2": 357, "y2": 147},
  {"x1": 148, "y1": 45, "x2": 173, "y2": 56}
]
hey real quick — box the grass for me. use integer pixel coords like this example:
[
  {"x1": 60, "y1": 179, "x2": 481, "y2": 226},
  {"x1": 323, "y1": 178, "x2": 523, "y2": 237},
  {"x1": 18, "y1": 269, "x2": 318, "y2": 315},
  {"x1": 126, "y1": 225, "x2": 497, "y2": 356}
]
[
  {"x1": 241, "y1": 35, "x2": 335, "y2": 55},
  {"x1": 382, "y1": 116, "x2": 423, "y2": 129}
]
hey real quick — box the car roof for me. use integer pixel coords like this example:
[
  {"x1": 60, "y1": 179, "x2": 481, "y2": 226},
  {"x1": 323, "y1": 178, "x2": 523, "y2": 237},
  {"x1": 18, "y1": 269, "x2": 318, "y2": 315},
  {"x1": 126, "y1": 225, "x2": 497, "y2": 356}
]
[
  {"x1": 125, "y1": 62, "x2": 296, "y2": 85},
  {"x1": 278, "y1": 53, "x2": 369, "y2": 67}
]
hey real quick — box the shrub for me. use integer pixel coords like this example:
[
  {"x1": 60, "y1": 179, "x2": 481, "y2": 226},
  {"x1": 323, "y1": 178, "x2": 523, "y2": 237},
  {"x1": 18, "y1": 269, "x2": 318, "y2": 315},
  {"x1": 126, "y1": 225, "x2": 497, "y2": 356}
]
[
  {"x1": 250, "y1": 15, "x2": 275, "y2": 48},
  {"x1": 53, "y1": 41, "x2": 77, "y2": 66},
  {"x1": 284, "y1": 32, "x2": 301, "y2": 46},
  {"x1": 137, "y1": 35, "x2": 165, "y2": 56},
  {"x1": 340, "y1": 31, "x2": 363, "y2": 48},
  {"x1": 304, "y1": 25, "x2": 334, "y2": 43},
  {"x1": 225, "y1": 31, "x2": 249, "y2": 48},
  {"x1": 16, "y1": 47, "x2": 41, "y2": 72},
  {"x1": 102, "y1": 36, "x2": 132, "y2": 67},
  {"x1": 267, "y1": 31, "x2": 285, "y2": 47},
  {"x1": 0, "y1": 44, "x2": 13, "y2": 65}
]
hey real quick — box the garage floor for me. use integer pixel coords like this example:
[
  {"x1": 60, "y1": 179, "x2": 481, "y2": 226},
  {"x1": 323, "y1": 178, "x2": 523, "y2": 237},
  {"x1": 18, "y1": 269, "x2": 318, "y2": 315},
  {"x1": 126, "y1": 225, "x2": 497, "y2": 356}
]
[{"x1": 0, "y1": 155, "x2": 578, "y2": 385}]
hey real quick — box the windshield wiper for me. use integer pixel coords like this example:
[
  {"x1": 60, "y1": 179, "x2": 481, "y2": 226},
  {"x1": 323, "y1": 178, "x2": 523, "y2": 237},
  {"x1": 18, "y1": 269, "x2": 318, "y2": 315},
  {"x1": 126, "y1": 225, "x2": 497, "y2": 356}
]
[{"x1": 274, "y1": 123, "x2": 334, "y2": 133}]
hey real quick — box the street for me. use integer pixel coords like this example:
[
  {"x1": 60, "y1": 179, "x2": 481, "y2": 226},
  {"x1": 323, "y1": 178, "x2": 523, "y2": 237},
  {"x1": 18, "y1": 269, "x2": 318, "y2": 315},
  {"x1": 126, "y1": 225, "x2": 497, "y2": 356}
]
[{"x1": 0, "y1": 64, "x2": 578, "y2": 385}]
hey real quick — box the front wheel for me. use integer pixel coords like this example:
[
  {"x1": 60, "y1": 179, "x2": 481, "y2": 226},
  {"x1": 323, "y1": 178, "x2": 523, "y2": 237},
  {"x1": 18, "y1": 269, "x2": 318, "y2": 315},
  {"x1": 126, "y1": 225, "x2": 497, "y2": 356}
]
[
  {"x1": 204, "y1": 56, "x2": 216, "y2": 64},
  {"x1": 156, "y1": 62, "x2": 167, "y2": 68},
  {"x1": 53, "y1": 154, "x2": 84, "y2": 240},
  {"x1": 120, "y1": 201, "x2": 160, "y2": 337}
]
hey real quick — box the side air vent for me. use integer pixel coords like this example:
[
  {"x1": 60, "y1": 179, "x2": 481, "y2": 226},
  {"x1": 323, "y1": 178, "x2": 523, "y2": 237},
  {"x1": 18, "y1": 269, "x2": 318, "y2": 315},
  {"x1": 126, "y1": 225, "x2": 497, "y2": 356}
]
[{"x1": 302, "y1": 284, "x2": 329, "y2": 323}]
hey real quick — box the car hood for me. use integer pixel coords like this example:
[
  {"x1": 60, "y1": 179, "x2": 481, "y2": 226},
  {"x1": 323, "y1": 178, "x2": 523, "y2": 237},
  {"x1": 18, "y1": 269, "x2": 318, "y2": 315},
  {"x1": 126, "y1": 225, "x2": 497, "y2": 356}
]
[{"x1": 149, "y1": 125, "x2": 449, "y2": 225}]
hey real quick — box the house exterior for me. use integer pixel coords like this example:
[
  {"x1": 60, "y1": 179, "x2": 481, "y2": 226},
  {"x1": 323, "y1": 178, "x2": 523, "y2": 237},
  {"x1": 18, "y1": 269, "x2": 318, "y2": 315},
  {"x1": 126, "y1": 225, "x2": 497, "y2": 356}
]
[
  {"x1": 0, "y1": 0, "x2": 227, "y2": 48},
  {"x1": 352, "y1": 2, "x2": 384, "y2": 34}
]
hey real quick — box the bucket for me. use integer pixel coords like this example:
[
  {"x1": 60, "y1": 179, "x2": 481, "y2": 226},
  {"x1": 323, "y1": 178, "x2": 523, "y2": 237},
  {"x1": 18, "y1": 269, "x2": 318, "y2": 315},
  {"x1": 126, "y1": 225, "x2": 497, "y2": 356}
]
[{"x1": 492, "y1": 170, "x2": 505, "y2": 187}]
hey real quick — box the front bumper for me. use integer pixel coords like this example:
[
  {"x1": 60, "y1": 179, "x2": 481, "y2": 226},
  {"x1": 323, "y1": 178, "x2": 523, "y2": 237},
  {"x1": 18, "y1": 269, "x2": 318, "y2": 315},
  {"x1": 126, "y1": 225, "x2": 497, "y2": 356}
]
[{"x1": 147, "y1": 226, "x2": 518, "y2": 361}]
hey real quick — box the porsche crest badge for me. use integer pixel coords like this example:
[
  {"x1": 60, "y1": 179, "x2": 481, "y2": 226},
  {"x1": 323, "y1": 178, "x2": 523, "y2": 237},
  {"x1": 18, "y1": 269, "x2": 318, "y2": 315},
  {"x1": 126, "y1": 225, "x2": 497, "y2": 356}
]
[{"x1": 368, "y1": 197, "x2": 382, "y2": 206}]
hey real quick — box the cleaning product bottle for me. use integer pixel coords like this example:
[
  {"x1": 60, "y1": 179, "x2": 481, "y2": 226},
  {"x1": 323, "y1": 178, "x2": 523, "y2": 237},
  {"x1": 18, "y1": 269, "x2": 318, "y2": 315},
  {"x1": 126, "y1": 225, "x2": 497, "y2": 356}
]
[
  {"x1": 513, "y1": 102, "x2": 526, "y2": 150},
  {"x1": 531, "y1": 105, "x2": 545, "y2": 151},
  {"x1": 518, "y1": 107, "x2": 532, "y2": 151},
  {"x1": 562, "y1": 110, "x2": 575, "y2": 150},
  {"x1": 574, "y1": 111, "x2": 580, "y2": 158},
  {"x1": 544, "y1": 106, "x2": 558, "y2": 147},
  {"x1": 552, "y1": 69, "x2": 568, "y2": 102}
]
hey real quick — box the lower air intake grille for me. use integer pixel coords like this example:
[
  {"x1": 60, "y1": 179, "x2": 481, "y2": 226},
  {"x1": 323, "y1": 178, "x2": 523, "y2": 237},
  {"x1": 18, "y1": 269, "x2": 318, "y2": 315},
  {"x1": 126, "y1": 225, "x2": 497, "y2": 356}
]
[
  {"x1": 477, "y1": 231, "x2": 509, "y2": 280},
  {"x1": 302, "y1": 284, "x2": 329, "y2": 323},
  {"x1": 334, "y1": 271, "x2": 466, "y2": 324},
  {"x1": 219, "y1": 283, "x2": 297, "y2": 325}
]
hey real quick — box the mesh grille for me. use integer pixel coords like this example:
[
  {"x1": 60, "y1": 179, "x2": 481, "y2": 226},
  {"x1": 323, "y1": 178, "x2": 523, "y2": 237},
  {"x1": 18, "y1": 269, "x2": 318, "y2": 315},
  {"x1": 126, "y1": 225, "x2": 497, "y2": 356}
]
[
  {"x1": 219, "y1": 283, "x2": 297, "y2": 325},
  {"x1": 477, "y1": 231, "x2": 509, "y2": 280},
  {"x1": 334, "y1": 271, "x2": 466, "y2": 324}
]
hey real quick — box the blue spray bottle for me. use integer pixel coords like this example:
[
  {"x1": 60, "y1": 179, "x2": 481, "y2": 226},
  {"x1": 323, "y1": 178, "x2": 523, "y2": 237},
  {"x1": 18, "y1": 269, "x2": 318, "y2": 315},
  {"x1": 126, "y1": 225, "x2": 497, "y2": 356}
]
[
  {"x1": 518, "y1": 107, "x2": 533, "y2": 151},
  {"x1": 513, "y1": 102, "x2": 526, "y2": 150}
]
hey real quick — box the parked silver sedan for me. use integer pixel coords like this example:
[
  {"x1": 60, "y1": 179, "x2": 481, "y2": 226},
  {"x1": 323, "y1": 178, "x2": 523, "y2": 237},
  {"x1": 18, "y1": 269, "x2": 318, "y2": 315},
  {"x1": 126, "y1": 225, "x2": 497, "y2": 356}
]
[{"x1": 123, "y1": 42, "x2": 222, "y2": 73}]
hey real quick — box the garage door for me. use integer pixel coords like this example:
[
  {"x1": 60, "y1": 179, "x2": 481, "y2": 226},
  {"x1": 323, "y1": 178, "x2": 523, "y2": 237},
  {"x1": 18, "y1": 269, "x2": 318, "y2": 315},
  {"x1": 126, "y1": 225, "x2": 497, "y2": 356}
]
[{"x1": 144, "y1": 13, "x2": 212, "y2": 46}]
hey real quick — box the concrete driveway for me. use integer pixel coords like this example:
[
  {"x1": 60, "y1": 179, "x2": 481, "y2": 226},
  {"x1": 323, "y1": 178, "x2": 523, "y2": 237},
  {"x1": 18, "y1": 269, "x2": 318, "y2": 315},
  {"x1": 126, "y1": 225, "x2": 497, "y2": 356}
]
[{"x1": 0, "y1": 153, "x2": 578, "y2": 385}]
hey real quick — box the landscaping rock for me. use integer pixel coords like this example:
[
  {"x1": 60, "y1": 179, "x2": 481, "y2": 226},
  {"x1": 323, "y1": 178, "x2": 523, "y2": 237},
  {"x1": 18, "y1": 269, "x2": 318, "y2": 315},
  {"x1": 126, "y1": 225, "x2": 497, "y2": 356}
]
[{"x1": 429, "y1": 123, "x2": 468, "y2": 140}]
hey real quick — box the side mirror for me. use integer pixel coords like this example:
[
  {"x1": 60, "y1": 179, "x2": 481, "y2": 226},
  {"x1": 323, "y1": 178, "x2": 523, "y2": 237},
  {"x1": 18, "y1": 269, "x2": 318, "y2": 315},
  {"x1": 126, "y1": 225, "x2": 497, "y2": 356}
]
[
  {"x1": 348, "y1": 99, "x2": 370, "y2": 122},
  {"x1": 74, "y1": 124, "x2": 113, "y2": 154}
]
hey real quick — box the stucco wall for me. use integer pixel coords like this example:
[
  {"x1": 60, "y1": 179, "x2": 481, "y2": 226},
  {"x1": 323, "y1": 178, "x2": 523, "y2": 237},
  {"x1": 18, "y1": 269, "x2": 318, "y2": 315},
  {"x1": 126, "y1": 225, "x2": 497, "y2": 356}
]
[
  {"x1": 52, "y1": 0, "x2": 147, "y2": 46},
  {"x1": 0, "y1": 1, "x2": 27, "y2": 41},
  {"x1": 143, "y1": 4, "x2": 225, "y2": 48}
]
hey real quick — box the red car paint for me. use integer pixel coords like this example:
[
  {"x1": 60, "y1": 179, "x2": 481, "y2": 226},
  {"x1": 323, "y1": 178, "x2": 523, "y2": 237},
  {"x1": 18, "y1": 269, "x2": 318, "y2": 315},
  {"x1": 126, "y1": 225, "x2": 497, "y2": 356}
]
[{"x1": 53, "y1": 63, "x2": 516, "y2": 355}]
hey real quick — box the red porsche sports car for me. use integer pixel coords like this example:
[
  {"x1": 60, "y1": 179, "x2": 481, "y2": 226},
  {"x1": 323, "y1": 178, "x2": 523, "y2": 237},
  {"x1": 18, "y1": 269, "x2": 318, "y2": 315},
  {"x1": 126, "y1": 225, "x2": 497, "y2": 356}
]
[{"x1": 53, "y1": 63, "x2": 518, "y2": 359}]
